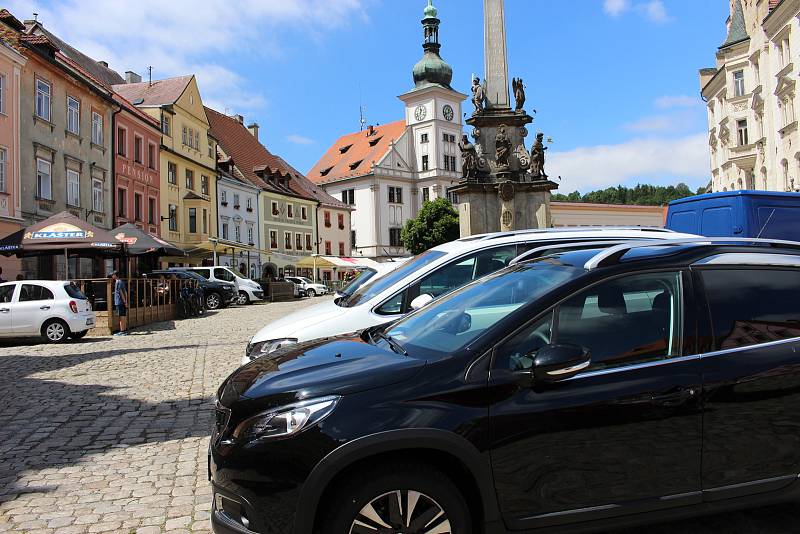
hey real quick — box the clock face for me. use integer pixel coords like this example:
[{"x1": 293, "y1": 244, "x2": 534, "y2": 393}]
[
  {"x1": 443, "y1": 105, "x2": 454, "y2": 121},
  {"x1": 414, "y1": 105, "x2": 427, "y2": 121}
]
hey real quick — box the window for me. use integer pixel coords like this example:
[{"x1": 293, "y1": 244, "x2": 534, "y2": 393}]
[
  {"x1": 169, "y1": 204, "x2": 178, "y2": 231},
  {"x1": 443, "y1": 133, "x2": 456, "y2": 143},
  {"x1": 188, "y1": 208, "x2": 197, "y2": 233},
  {"x1": 185, "y1": 169, "x2": 194, "y2": 190},
  {"x1": 324, "y1": 211, "x2": 331, "y2": 227},
  {"x1": 235, "y1": 224, "x2": 241, "y2": 242},
  {"x1": 271, "y1": 201, "x2": 279, "y2": 216},
  {"x1": 422, "y1": 155, "x2": 429, "y2": 171},
  {"x1": 208, "y1": 141, "x2": 214, "y2": 159},
  {"x1": 285, "y1": 231, "x2": 292, "y2": 249},
  {"x1": 388, "y1": 186, "x2": 403, "y2": 204},
  {"x1": 737, "y1": 119, "x2": 749, "y2": 146},
  {"x1": 270, "y1": 230, "x2": 278, "y2": 249},
  {"x1": 117, "y1": 127, "x2": 127, "y2": 156},
  {"x1": 35, "y1": 79, "x2": 51, "y2": 121},
  {"x1": 67, "y1": 96, "x2": 80, "y2": 134},
  {"x1": 0, "y1": 285, "x2": 13, "y2": 303},
  {"x1": 287, "y1": 204, "x2": 294, "y2": 218},
  {"x1": 733, "y1": 70, "x2": 745, "y2": 97},
  {"x1": 448, "y1": 191, "x2": 459, "y2": 204},
  {"x1": 0, "y1": 74, "x2": 5, "y2": 114},
  {"x1": 423, "y1": 187, "x2": 430, "y2": 202},
  {"x1": 202, "y1": 208, "x2": 208, "y2": 234},
  {"x1": 449, "y1": 156, "x2": 457, "y2": 171},
  {"x1": 420, "y1": 133, "x2": 429, "y2": 143},
  {"x1": 91, "y1": 112, "x2": 103, "y2": 145},
  {"x1": 195, "y1": 131, "x2": 200, "y2": 150},
  {"x1": 351, "y1": 230, "x2": 356, "y2": 248},
  {"x1": 182, "y1": 126, "x2": 188, "y2": 145},
  {"x1": 246, "y1": 198, "x2": 252, "y2": 211},
  {"x1": 134, "y1": 135, "x2": 143, "y2": 164},
  {"x1": 306, "y1": 234, "x2": 313, "y2": 250},
  {"x1": 221, "y1": 190, "x2": 227, "y2": 204},
  {"x1": 389, "y1": 227, "x2": 402, "y2": 247},
  {"x1": 161, "y1": 115, "x2": 171, "y2": 136},
  {"x1": 134, "y1": 193, "x2": 142, "y2": 221},
  {"x1": 92, "y1": 179, "x2": 103, "y2": 212},
  {"x1": 338, "y1": 213, "x2": 345, "y2": 229},
  {"x1": 444, "y1": 156, "x2": 451, "y2": 171},
  {"x1": 117, "y1": 188, "x2": 126, "y2": 217},
  {"x1": 325, "y1": 241, "x2": 332, "y2": 255},
  {"x1": 248, "y1": 227, "x2": 254, "y2": 244},
  {"x1": 702, "y1": 269, "x2": 800, "y2": 350},
  {"x1": 222, "y1": 223, "x2": 229, "y2": 240},
  {"x1": 233, "y1": 193, "x2": 240, "y2": 208},
  {"x1": 201, "y1": 175, "x2": 209, "y2": 195},
  {"x1": 148, "y1": 197, "x2": 156, "y2": 224},
  {"x1": 338, "y1": 242, "x2": 345, "y2": 256},
  {"x1": 295, "y1": 233, "x2": 302, "y2": 250},
  {"x1": 66, "y1": 169, "x2": 80, "y2": 207},
  {"x1": 36, "y1": 158, "x2": 52, "y2": 200},
  {"x1": 0, "y1": 148, "x2": 6, "y2": 193},
  {"x1": 19, "y1": 284, "x2": 54, "y2": 302},
  {"x1": 214, "y1": 268, "x2": 235, "y2": 282},
  {"x1": 341, "y1": 189, "x2": 355, "y2": 205},
  {"x1": 167, "y1": 162, "x2": 177, "y2": 184},
  {"x1": 148, "y1": 143, "x2": 156, "y2": 170},
  {"x1": 301, "y1": 206, "x2": 308, "y2": 220}
]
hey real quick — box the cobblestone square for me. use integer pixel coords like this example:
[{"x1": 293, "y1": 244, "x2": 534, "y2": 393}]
[{"x1": 0, "y1": 297, "x2": 798, "y2": 534}]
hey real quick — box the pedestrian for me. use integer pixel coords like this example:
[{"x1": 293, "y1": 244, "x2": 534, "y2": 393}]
[
  {"x1": 0, "y1": 267, "x2": 6, "y2": 283},
  {"x1": 110, "y1": 272, "x2": 129, "y2": 336},
  {"x1": 15, "y1": 274, "x2": 24, "y2": 281}
]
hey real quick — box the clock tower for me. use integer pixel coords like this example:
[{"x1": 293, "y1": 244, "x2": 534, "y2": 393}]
[{"x1": 399, "y1": 0, "x2": 467, "y2": 205}]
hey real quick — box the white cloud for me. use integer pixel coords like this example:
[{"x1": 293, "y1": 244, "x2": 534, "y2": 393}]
[
  {"x1": 623, "y1": 115, "x2": 676, "y2": 132},
  {"x1": 603, "y1": 0, "x2": 630, "y2": 16},
  {"x1": 638, "y1": 0, "x2": 671, "y2": 23},
  {"x1": 5, "y1": 0, "x2": 368, "y2": 115},
  {"x1": 655, "y1": 95, "x2": 701, "y2": 109},
  {"x1": 549, "y1": 133, "x2": 709, "y2": 193},
  {"x1": 287, "y1": 134, "x2": 315, "y2": 145}
]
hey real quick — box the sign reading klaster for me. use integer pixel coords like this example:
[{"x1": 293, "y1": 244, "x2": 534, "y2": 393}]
[{"x1": 26, "y1": 223, "x2": 94, "y2": 240}]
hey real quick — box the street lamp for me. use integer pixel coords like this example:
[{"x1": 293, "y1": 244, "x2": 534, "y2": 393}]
[{"x1": 311, "y1": 253, "x2": 319, "y2": 282}]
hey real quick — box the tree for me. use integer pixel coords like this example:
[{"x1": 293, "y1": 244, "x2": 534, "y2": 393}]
[
  {"x1": 401, "y1": 198, "x2": 460, "y2": 254},
  {"x1": 552, "y1": 182, "x2": 700, "y2": 206}
]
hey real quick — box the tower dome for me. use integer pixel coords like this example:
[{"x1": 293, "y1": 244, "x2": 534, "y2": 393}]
[{"x1": 412, "y1": 0, "x2": 453, "y2": 90}]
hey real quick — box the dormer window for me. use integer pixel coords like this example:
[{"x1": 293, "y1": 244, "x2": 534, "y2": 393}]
[
  {"x1": 349, "y1": 160, "x2": 363, "y2": 170},
  {"x1": 368, "y1": 136, "x2": 383, "y2": 147},
  {"x1": 320, "y1": 166, "x2": 334, "y2": 177},
  {"x1": 339, "y1": 144, "x2": 353, "y2": 154}
]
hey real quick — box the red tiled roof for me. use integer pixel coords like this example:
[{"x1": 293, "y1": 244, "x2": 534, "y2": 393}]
[
  {"x1": 0, "y1": 9, "x2": 25, "y2": 31},
  {"x1": 204, "y1": 106, "x2": 315, "y2": 202},
  {"x1": 113, "y1": 93, "x2": 160, "y2": 129},
  {"x1": 20, "y1": 33, "x2": 51, "y2": 45},
  {"x1": 112, "y1": 75, "x2": 193, "y2": 107},
  {"x1": 56, "y1": 51, "x2": 111, "y2": 91},
  {"x1": 769, "y1": 0, "x2": 782, "y2": 10},
  {"x1": 308, "y1": 120, "x2": 407, "y2": 184}
]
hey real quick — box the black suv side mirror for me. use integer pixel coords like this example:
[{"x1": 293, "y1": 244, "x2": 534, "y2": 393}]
[{"x1": 533, "y1": 344, "x2": 591, "y2": 383}]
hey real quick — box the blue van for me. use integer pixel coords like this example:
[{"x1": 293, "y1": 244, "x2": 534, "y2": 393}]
[{"x1": 666, "y1": 190, "x2": 800, "y2": 240}]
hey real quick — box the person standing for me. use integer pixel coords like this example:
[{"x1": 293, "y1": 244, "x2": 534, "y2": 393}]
[
  {"x1": 0, "y1": 267, "x2": 6, "y2": 283},
  {"x1": 110, "y1": 272, "x2": 129, "y2": 336}
]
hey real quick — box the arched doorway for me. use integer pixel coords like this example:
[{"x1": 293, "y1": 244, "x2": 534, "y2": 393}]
[{"x1": 262, "y1": 263, "x2": 278, "y2": 280}]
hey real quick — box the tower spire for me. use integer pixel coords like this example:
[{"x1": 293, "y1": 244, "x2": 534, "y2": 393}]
[
  {"x1": 411, "y1": 0, "x2": 453, "y2": 90},
  {"x1": 720, "y1": 0, "x2": 749, "y2": 49}
]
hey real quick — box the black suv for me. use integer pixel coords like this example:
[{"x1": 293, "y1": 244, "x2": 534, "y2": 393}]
[
  {"x1": 149, "y1": 270, "x2": 236, "y2": 310},
  {"x1": 210, "y1": 238, "x2": 800, "y2": 534}
]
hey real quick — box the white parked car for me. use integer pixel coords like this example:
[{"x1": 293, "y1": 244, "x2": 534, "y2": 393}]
[
  {"x1": 243, "y1": 227, "x2": 699, "y2": 365},
  {"x1": 285, "y1": 276, "x2": 329, "y2": 298},
  {"x1": 173, "y1": 266, "x2": 264, "y2": 305},
  {"x1": 334, "y1": 259, "x2": 412, "y2": 299},
  {"x1": 0, "y1": 280, "x2": 96, "y2": 343}
]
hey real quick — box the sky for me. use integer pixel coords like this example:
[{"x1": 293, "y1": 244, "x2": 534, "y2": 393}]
[{"x1": 6, "y1": 0, "x2": 730, "y2": 194}]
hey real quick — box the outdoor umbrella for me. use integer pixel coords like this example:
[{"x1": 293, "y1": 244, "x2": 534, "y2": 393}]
[
  {"x1": 111, "y1": 224, "x2": 184, "y2": 257},
  {"x1": 0, "y1": 211, "x2": 122, "y2": 257}
]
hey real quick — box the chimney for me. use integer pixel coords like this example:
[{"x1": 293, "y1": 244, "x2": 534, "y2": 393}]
[
  {"x1": 235, "y1": 114, "x2": 244, "y2": 124},
  {"x1": 367, "y1": 125, "x2": 375, "y2": 136},
  {"x1": 97, "y1": 60, "x2": 108, "y2": 68},
  {"x1": 125, "y1": 71, "x2": 142, "y2": 84},
  {"x1": 247, "y1": 122, "x2": 259, "y2": 141}
]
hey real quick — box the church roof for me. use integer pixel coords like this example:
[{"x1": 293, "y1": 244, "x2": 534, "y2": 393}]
[
  {"x1": 720, "y1": 0, "x2": 749, "y2": 49},
  {"x1": 113, "y1": 75, "x2": 194, "y2": 107},
  {"x1": 307, "y1": 120, "x2": 407, "y2": 184}
]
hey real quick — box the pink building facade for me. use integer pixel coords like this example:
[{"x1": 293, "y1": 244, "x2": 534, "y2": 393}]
[
  {"x1": 113, "y1": 94, "x2": 161, "y2": 236},
  {"x1": 0, "y1": 31, "x2": 27, "y2": 278}
]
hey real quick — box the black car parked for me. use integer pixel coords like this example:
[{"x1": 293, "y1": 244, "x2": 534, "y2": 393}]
[
  {"x1": 210, "y1": 238, "x2": 800, "y2": 534},
  {"x1": 149, "y1": 270, "x2": 236, "y2": 310}
]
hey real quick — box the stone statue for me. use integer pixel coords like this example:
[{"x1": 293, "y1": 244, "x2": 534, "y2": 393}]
[
  {"x1": 471, "y1": 77, "x2": 486, "y2": 114},
  {"x1": 512, "y1": 77, "x2": 526, "y2": 113},
  {"x1": 459, "y1": 134, "x2": 479, "y2": 182},
  {"x1": 530, "y1": 132, "x2": 548, "y2": 179},
  {"x1": 495, "y1": 126, "x2": 512, "y2": 169}
]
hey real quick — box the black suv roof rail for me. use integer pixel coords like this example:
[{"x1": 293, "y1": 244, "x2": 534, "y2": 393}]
[
  {"x1": 509, "y1": 240, "x2": 637, "y2": 265},
  {"x1": 458, "y1": 226, "x2": 676, "y2": 242},
  {"x1": 584, "y1": 237, "x2": 800, "y2": 270}
]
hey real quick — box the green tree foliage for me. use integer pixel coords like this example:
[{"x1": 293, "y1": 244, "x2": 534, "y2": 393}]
[
  {"x1": 552, "y1": 183, "x2": 700, "y2": 206},
  {"x1": 401, "y1": 197, "x2": 460, "y2": 254}
]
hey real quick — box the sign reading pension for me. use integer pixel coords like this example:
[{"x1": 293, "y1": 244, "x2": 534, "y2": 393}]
[{"x1": 26, "y1": 223, "x2": 94, "y2": 240}]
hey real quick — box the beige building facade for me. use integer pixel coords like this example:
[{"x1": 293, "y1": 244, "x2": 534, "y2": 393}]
[
  {"x1": 550, "y1": 202, "x2": 665, "y2": 228},
  {"x1": 701, "y1": 0, "x2": 800, "y2": 193}
]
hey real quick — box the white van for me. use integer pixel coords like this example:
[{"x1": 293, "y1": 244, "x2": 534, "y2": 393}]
[{"x1": 173, "y1": 266, "x2": 264, "y2": 305}]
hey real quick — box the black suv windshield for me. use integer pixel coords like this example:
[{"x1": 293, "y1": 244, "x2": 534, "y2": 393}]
[
  {"x1": 385, "y1": 259, "x2": 582, "y2": 356},
  {"x1": 340, "y1": 250, "x2": 446, "y2": 308}
]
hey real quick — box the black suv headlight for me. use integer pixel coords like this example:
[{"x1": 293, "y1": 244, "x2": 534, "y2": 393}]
[
  {"x1": 231, "y1": 396, "x2": 339, "y2": 442},
  {"x1": 246, "y1": 338, "x2": 297, "y2": 361}
]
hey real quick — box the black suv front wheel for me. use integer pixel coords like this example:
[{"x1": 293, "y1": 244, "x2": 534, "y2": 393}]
[{"x1": 324, "y1": 463, "x2": 472, "y2": 534}]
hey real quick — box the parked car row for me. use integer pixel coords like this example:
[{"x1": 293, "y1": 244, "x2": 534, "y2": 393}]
[{"x1": 213, "y1": 227, "x2": 800, "y2": 534}]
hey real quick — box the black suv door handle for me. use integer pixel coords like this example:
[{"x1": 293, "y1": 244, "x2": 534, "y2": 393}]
[
  {"x1": 40, "y1": 305, "x2": 51, "y2": 310},
  {"x1": 650, "y1": 387, "x2": 697, "y2": 406}
]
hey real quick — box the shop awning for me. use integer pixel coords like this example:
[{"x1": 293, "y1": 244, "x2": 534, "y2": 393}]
[
  {"x1": 295, "y1": 256, "x2": 382, "y2": 269},
  {"x1": 112, "y1": 224, "x2": 185, "y2": 256},
  {"x1": 0, "y1": 211, "x2": 122, "y2": 257}
]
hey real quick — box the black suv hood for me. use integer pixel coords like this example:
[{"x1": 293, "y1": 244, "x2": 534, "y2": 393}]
[{"x1": 218, "y1": 336, "x2": 425, "y2": 408}]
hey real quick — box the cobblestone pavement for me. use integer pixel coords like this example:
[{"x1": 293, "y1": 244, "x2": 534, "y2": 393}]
[{"x1": 0, "y1": 295, "x2": 797, "y2": 534}]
